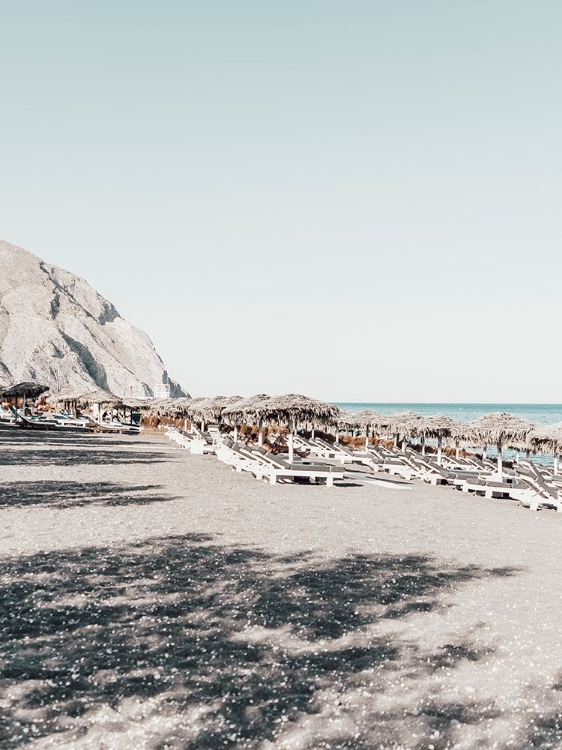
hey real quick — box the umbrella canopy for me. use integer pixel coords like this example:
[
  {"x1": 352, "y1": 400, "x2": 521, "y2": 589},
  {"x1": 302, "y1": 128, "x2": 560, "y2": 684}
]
[
  {"x1": 73, "y1": 390, "x2": 120, "y2": 407},
  {"x1": 116, "y1": 397, "x2": 154, "y2": 410},
  {"x1": 528, "y1": 422, "x2": 562, "y2": 456},
  {"x1": 145, "y1": 397, "x2": 193, "y2": 418},
  {"x1": 416, "y1": 414, "x2": 460, "y2": 462},
  {"x1": 458, "y1": 412, "x2": 535, "y2": 449},
  {"x1": 338, "y1": 410, "x2": 389, "y2": 429},
  {"x1": 47, "y1": 389, "x2": 91, "y2": 405},
  {"x1": 336, "y1": 410, "x2": 389, "y2": 450},
  {"x1": 455, "y1": 412, "x2": 536, "y2": 477},
  {"x1": 418, "y1": 414, "x2": 459, "y2": 439},
  {"x1": 369, "y1": 413, "x2": 394, "y2": 431},
  {"x1": 255, "y1": 394, "x2": 342, "y2": 426},
  {"x1": 0, "y1": 382, "x2": 50, "y2": 399},
  {"x1": 337, "y1": 411, "x2": 371, "y2": 429},
  {"x1": 388, "y1": 411, "x2": 423, "y2": 437},
  {"x1": 222, "y1": 394, "x2": 271, "y2": 423},
  {"x1": 243, "y1": 394, "x2": 342, "y2": 462},
  {"x1": 188, "y1": 395, "x2": 243, "y2": 423}
]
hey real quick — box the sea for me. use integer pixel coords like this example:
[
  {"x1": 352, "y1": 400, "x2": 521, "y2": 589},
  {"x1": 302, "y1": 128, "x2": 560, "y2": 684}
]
[{"x1": 334, "y1": 403, "x2": 562, "y2": 426}]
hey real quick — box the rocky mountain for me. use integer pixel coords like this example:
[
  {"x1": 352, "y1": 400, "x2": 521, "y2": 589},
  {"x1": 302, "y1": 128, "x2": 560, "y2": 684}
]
[{"x1": 0, "y1": 240, "x2": 187, "y2": 398}]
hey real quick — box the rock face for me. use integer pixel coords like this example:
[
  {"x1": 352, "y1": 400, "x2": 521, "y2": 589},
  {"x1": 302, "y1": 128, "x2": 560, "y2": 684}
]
[{"x1": 0, "y1": 240, "x2": 187, "y2": 397}]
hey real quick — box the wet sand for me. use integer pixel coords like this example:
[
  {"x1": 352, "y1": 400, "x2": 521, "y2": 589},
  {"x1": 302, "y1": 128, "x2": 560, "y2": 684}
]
[{"x1": 1, "y1": 428, "x2": 562, "y2": 749}]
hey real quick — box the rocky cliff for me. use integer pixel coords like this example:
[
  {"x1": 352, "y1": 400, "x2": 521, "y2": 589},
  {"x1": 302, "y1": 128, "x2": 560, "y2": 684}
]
[{"x1": 0, "y1": 240, "x2": 187, "y2": 397}]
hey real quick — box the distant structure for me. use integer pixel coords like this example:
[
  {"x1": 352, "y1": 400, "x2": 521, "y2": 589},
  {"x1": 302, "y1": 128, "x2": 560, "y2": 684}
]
[{"x1": 153, "y1": 382, "x2": 171, "y2": 399}]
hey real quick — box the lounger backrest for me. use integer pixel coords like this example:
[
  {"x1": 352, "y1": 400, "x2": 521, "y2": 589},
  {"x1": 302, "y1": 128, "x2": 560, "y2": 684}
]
[
  {"x1": 336, "y1": 444, "x2": 355, "y2": 456},
  {"x1": 424, "y1": 460, "x2": 449, "y2": 477},
  {"x1": 529, "y1": 465, "x2": 558, "y2": 499},
  {"x1": 260, "y1": 452, "x2": 291, "y2": 469}
]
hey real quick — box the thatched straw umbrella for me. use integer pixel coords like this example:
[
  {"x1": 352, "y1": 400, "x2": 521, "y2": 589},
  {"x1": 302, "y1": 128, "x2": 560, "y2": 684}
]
[
  {"x1": 142, "y1": 398, "x2": 193, "y2": 428},
  {"x1": 68, "y1": 390, "x2": 120, "y2": 422},
  {"x1": 112, "y1": 397, "x2": 155, "y2": 425},
  {"x1": 222, "y1": 394, "x2": 270, "y2": 443},
  {"x1": 252, "y1": 394, "x2": 342, "y2": 462},
  {"x1": 456, "y1": 412, "x2": 535, "y2": 478},
  {"x1": 0, "y1": 382, "x2": 50, "y2": 399},
  {"x1": 0, "y1": 381, "x2": 50, "y2": 420},
  {"x1": 336, "y1": 411, "x2": 365, "y2": 446},
  {"x1": 188, "y1": 395, "x2": 242, "y2": 430},
  {"x1": 388, "y1": 412, "x2": 423, "y2": 449},
  {"x1": 47, "y1": 389, "x2": 92, "y2": 417},
  {"x1": 417, "y1": 414, "x2": 459, "y2": 464},
  {"x1": 71, "y1": 389, "x2": 119, "y2": 406},
  {"x1": 528, "y1": 422, "x2": 562, "y2": 474},
  {"x1": 338, "y1": 410, "x2": 388, "y2": 450}
]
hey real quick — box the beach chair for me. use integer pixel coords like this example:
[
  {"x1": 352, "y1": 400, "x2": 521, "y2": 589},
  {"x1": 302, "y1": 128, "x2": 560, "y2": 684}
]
[
  {"x1": 515, "y1": 465, "x2": 562, "y2": 511},
  {"x1": 240, "y1": 447, "x2": 345, "y2": 486},
  {"x1": 217, "y1": 442, "x2": 270, "y2": 479}
]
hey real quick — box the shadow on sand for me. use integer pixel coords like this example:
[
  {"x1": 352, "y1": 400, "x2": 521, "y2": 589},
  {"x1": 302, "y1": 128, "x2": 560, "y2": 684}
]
[
  {"x1": 0, "y1": 448, "x2": 171, "y2": 467},
  {"x1": 0, "y1": 533, "x2": 538, "y2": 749},
  {"x1": 0, "y1": 428, "x2": 171, "y2": 467},
  {"x1": 0, "y1": 481, "x2": 176, "y2": 508}
]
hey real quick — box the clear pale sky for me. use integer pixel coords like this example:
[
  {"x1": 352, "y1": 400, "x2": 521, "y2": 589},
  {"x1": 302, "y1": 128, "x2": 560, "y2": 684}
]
[{"x1": 1, "y1": 2, "x2": 560, "y2": 401}]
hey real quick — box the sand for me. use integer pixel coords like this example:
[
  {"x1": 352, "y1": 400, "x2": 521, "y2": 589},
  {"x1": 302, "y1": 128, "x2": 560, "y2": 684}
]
[{"x1": 1, "y1": 427, "x2": 562, "y2": 749}]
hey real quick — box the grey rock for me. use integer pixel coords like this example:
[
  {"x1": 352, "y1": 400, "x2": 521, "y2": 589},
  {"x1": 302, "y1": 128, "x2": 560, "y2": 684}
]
[{"x1": 0, "y1": 240, "x2": 188, "y2": 397}]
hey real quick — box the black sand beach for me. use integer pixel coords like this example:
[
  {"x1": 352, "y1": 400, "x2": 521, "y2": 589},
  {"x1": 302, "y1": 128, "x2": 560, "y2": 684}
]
[{"x1": 1, "y1": 429, "x2": 562, "y2": 748}]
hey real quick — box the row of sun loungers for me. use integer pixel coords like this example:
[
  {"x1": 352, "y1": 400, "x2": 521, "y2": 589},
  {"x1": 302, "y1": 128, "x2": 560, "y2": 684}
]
[{"x1": 164, "y1": 426, "x2": 562, "y2": 509}]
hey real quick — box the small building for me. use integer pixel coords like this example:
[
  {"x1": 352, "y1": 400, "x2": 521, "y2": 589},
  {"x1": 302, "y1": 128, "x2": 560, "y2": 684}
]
[{"x1": 153, "y1": 382, "x2": 171, "y2": 399}]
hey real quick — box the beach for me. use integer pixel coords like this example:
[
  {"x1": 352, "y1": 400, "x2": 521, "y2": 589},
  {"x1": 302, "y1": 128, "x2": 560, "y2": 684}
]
[{"x1": 2, "y1": 428, "x2": 562, "y2": 749}]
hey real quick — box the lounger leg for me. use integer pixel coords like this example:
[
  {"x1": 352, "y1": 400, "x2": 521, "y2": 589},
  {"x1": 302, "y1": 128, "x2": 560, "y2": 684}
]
[
  {"x1": 269, "y1": 475, "x2": 277, "y2": 485},
  {"x1": 327, "y1": 476, "x2": 333, "y2": 487}
]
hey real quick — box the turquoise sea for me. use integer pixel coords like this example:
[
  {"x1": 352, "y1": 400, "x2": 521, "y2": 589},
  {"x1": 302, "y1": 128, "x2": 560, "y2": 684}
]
[{"x1": 334, "y1": 403, "x2": 562, "y2": 426}]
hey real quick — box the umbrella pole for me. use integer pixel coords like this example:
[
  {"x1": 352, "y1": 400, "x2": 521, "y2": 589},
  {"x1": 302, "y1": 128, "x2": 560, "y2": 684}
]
[
  {"x1": 437, "y1": 436, "x2": 443, "y2": 465},
  {"x1": 288, "y1": 418, "x2": 294, "y2": 463},
  {"x1": 554, "y1": 454, "x2": 559, "y2": 475},
  {"x1": 497, "y1": 441, "x2": 503, "y2": 479},
  {"x1": 421, "y1": 436, "x2": 426, "y2": 455},
  {"x1": 201, "y1": 420, "x2": 205, "y2": 433},
  {"x1": 311, "y1": 426, "x2": 315, "y2": 440},
  {"x1": 258, "y1": 418, "x2": 264, "y2": 447},
  {"x1": 482, "y1": 444, "x2": 487, "y2": 462},
  {"x1": 335, "y1": 426, "x2": 340, "y2": 444},
  {"x1": 183, "y1": 418, "x2": 188, "y2": 432},
  {"x1": 455, "y1": 440, "x2": 460, "y2": 460}
]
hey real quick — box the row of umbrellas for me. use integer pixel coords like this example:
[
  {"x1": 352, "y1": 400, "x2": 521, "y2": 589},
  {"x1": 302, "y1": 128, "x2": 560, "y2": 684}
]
[
  {"x1": 145, "y1": 395, "x2": 562, "y2": 460},
  {"x1": 337, "y1": 409, "x2": 562, "y2": 461},
  {"x1": 2, "y1": 382, "x2": 562, "y2": 461}
]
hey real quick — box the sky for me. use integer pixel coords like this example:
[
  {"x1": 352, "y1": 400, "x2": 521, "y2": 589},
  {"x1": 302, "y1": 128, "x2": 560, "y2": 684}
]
[{"x1": 1, "y1": 1, "x2": 561, "y2": 402}]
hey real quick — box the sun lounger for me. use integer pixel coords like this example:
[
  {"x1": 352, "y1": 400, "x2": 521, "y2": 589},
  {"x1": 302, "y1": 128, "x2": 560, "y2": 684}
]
[
  {"x1": 238, "y1": 447, "x2": 345, "y2": 486},
  {"x1": 406, "y1": 456, "x2": 481, "y2": 486},
  {"x1": 516, "y1": 465, "x2": 562, "y2": 511},
  {"x1": 217, "y1": 442, "x2": 269, "y2": 478},
  {"x1": 457, "y1": 474, "x2": 541, "y2": 506},
  {"x1": 459, "y1": 477, "x2": 517, "y2": 498}
]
